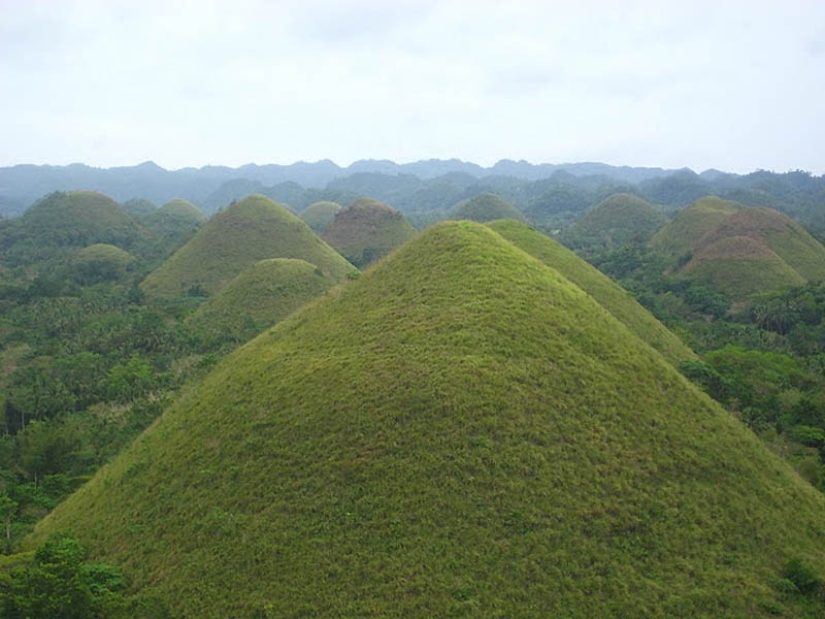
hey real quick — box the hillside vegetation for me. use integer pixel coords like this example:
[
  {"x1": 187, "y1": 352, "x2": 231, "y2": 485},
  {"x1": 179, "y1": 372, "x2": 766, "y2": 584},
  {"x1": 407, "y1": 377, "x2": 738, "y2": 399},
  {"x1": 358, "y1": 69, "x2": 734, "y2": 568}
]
[
  {"x1": 649, "y1": 196, "x2": 741, "y2": 260},
  {"x1": 299, "y1": 200, "x2": 342, "y2": 233},
  {"x1": 487, "y1": 219, "x2": 695, "y2": 366},
  {"x1": 140, "y1": 194, "x2": 353, "y2": 297},
  {"x1": 187, "y1": 258, "x2": 335, "y2": 345},
  {"x1": 565, "y1": 193, "x2": 667, "y2": 251},
  {"x1": 450, "y1": 192, "x2": 526, "y2": 223},
  {"x1": 321, "y1": 198, "x2": 416, "y2": 268},
  {"x1": 32, "y1": 221, "x2": 825, "y2": 618}
]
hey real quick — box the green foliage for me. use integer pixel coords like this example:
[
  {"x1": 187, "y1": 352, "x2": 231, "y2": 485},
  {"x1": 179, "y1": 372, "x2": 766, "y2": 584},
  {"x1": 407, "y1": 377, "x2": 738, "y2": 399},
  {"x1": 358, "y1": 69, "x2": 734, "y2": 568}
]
[
  {"x1": 29, "y1": 221, "x2": 825, "y2": 618},
  {"x1": 449, "y1": 192, "x2": 526, "y2": 223},
  {"x1": 563, "y1": 192, "x2": 667, "y2": 252},
  {"x1": 298, "y1": 201, "x2": 342, "y2": 233},
  {"x1": 782, "y1": 557, "x2": 823, "y2": 597}
]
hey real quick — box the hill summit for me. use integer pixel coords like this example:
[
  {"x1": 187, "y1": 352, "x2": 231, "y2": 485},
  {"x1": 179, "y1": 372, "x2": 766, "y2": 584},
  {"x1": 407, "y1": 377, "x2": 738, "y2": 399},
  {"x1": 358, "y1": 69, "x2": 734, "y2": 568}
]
[
  {"x1": 565, "y1": 192, "x2": 667, "y2": 250},
  {"x1": 450, "y1": 192, "x2": 526, "y2": 223},
  {"x1": 33, "y1": 221, "x2": 825, "y2": 618},
  {"x1": 140, "y1": 194, "x2": 353, "y2": 297}
]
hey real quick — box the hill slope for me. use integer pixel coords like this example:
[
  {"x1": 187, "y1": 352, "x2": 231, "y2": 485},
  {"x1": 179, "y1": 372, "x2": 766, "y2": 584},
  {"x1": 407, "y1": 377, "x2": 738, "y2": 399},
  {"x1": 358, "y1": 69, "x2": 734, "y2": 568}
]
[
  {"x1": 486, "y1": 219, "x2": 695, "y2": 366},
  {"x1": 321, "y1": 198, "x2": 417, "y2": 268},
  {"x1": 187, "y1": 258, "x2": 335, "y2": 344},
  {"x1": 140, "y1": 194, "x2": 353, "y2": 297},
  {"x1": 450, "y1": 192, "x2": 526, "y2": 223},
  {"x1": 32, "y1": 221, "x2": 825, "y2": 618}
]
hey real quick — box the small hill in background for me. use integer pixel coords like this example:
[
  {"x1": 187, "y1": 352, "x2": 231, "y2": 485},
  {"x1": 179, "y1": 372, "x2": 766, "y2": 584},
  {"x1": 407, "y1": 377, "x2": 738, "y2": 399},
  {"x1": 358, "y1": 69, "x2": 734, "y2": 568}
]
[
  {"x1": 564, "y1": 192, "x2": 667, "y2": 251},
  {"x1": 486, "y1": 219, "x2": 695, "y2": 366},
  {"x1": 141, "y1": 198, "x2": 208, "y2": 251},
  {"x1": 299, "y1": 200, "x2": 343, "y2": 233},
  {"x1": 69, "y1": 243, "x2": 135, "y2": 284},
  {"x1": 674, "y1": 206, "x2": 825, "y2": 305},
  {"x1": 321, "y1": 198, "x2": 416, "y2": 268},
  {"x1": 140, "y1": 194, "x2": 354, "y2": 298},
  {"x1": 187, "y1": 258, "x2": 335, "y2": 345},
  {"x1": 122, "y1": 198, "x2": 157, "y2": 218},
  {"x1": 449, "y1": 192, "x2": 526, "y2": 223},
  {"x1": 32, "y1": 220, "x2": 825, "y2": 618},
  {"x1": 1, "y1": 191, "x2": 146, "y2": 263},
  {"x1": 650, "y1": 196, "x2": 741, "y2": 261}
]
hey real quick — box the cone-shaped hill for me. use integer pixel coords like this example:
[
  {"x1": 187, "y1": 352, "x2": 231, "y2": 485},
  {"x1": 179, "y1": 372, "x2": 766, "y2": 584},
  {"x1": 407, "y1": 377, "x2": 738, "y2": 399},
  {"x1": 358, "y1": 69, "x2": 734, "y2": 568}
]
[
  {"x1": 140, "y1": 194, "x2": 354, "y2": 297},
  {"x1": 486, "y1": 219, "x2": 695, "y2": 366},
  {"x1": 321, "y1": 198, "x2": 417, "y2": 268},
  {"x1": 187, "y1": 258, "x2": 336, "y2": 344},
  {"x1": 649, "y1": 196, "x2": 741, "y2": 260},
  {"x1": 299, "y1": 200, "x2": 343, "y2": 233},
  {"x1": 450, "y1": 191, "x2": 526, "y2": 223},
  {"x1": 565, "y1": 193, "x2": 667, "y2": 250},
  {"x1": 12, "y1": 190, "x2": 145, "y2": 253},
  {"x1": 33, "y1": 221, "x2": 825, "y2": 618},
  {"x1": 69, "y1": 243, "x2": 134, "y2": 284},
  {"x1": 677, "y1": 207, "x2": 825, "y2": 304},
  {"x1": 141, "y1": 198, "x2": 208, "y2": 248}
]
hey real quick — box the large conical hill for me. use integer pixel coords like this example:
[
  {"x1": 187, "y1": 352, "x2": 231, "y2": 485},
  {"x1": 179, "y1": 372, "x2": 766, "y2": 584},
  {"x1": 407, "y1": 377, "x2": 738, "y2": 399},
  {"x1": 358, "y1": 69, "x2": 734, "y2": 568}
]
[
  {"x1": 565, "y1": 192, "x2": 666, "y2": 250},
  {"x1": 140, "y1": 194, "x2": 353, "y2": 297},
  {"x1": 486, "y1": 219, "x2": 695, "y2": 366},
  {"x1": 650, "y1": 195, "x2": 741, "y2": 260},
  {"x1": 450, "y1": 191, "x2": 526, "y2": 223},
  {"x1": 32, "y1": 221, "x2": 825, "y2": 618},
  {"x1": 321, "y1": 197, "x2": 416, "y2": 268},
  {"x1": 187, "y1": 258, "x2": 335, "y2": 344}
]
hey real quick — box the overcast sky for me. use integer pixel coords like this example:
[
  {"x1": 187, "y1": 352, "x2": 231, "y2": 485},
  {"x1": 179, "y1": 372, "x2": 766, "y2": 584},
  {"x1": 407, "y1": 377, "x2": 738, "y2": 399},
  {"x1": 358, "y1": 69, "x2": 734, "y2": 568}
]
[{"x1": 1, "y1": 0, "x2": 823, "y2": 174}]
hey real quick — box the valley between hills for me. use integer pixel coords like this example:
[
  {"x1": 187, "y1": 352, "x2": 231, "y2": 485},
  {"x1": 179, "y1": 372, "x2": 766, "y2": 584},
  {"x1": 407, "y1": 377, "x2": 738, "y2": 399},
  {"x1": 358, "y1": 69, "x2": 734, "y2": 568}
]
[{"x1": 1, "y1": 160, "x2": 825, "y2": 617}]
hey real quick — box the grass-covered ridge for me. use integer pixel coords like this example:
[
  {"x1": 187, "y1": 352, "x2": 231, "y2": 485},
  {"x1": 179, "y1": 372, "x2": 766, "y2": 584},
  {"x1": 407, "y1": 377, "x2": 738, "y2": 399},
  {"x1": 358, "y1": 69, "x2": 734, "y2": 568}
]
[
  {"x1": 450, "y1": 191, "x2": 526, "y2": 223},
  {"x1": 31, "y1": 221, "x2": 825, "y2": 618},
  {"x1": 565, "y1": 192, "x2": 667, "y2": 250},
  {"x1": 299, "y1": 200, "x2": 343, "y2": 233},
  {"x1": 187, "y1": 258, "x2": 336, "y2": 344},
  {"x1": 487, "y1": 219, "x2": 695, "y2": 366},
  {"x1": 140, "y1": 194, "x2": 354, "y2": 297},
  {"x1": 321, "y1": 197, "x2": 416, "y2": 268}
]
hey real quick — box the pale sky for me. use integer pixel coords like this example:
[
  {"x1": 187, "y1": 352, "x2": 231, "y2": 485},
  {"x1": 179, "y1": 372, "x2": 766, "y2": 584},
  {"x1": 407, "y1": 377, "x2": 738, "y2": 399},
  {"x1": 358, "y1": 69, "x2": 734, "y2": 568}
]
[{"x1": 1, "y1": 0, "x2": 823, "y2": 174}]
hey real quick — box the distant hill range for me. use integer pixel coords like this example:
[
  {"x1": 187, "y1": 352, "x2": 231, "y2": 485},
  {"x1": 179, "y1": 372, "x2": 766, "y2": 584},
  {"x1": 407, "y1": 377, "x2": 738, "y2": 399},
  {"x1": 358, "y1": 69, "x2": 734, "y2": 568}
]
[{"x1": 2, "y1": 161, "x2": 823, "y2": 234}]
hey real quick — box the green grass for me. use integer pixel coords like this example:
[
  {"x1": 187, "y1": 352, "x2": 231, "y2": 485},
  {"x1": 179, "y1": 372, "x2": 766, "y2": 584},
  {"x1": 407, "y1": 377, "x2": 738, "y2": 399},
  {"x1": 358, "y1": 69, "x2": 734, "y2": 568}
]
[
  {"x1": 299, "y1": 201, "x2": 343, "y2": 233},
  {"x1": 321, "y1": 198, "x2": 416, "y2": 268},
  {"x1": 450, "y1": 192, "x2": 526, "y2": 223},
  {"x1": 650, "y1": 196, "x2": 741, "y2": 260},
  {"x1": 140, "y1": 194, "x2": 354, "y2": 297},
  {"x1": 487, "y1": 219, "x2": 695, "y2": 366},
  {"x1": 31, "y1": 221, "x2": 825, "y2": 618},
  {"x1": 187, "y1": 258, "x2": 336, "y2": 344},
  {"x1": 565, "y1": 193, "x2": 667, "y2": 250}
]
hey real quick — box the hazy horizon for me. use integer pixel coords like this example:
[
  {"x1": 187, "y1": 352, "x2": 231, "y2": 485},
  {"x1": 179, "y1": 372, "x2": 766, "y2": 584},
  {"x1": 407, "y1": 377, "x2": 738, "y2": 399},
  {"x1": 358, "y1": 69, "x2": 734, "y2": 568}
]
[{"x1": 2, "y1": 0, "x2": 824, "y2": 174}]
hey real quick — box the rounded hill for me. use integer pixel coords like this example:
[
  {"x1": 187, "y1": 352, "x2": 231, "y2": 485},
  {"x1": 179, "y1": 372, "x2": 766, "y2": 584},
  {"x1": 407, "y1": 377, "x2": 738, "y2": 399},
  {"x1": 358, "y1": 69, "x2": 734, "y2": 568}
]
[
  {"x1": 650, "y1": 195, "x2": 741, "y2": 260},
  {"x1": 299, "y1": 201, "x2": 343, "y2": 233},
  {"x1": 187, "y1": 258, "x2": 335, "y2": 344},
  {"x1": 565, "y1": 193, "x2": 666, "y2": 250},
  {"x1": 33, "y1": 221, "x2": 825, "y2": 618},
  {"x1": 449, "y1": 192, "x2": 526, "y2": 223},
  {"x1": 140, "y1": 194, "x2": 354, "y2": 298},
  {"x1": 17, "y1": 190, "x2": 145, "y2": 251},
  {"x1": 70, "y1": 243, "x2": 134, "y2": 284},
  {"x1": 321, "y1": 197, "x2": 416, "y2": 268},
  {"x1": 141, "y1": 198, "x2": 208, "y2": 244}
]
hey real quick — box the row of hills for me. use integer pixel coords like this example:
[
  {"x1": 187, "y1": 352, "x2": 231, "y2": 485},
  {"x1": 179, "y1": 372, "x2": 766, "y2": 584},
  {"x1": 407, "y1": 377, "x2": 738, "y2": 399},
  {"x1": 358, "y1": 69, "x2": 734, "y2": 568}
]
[{"x1": 3, "y1": 174, "x2": 825, "y2": 615}]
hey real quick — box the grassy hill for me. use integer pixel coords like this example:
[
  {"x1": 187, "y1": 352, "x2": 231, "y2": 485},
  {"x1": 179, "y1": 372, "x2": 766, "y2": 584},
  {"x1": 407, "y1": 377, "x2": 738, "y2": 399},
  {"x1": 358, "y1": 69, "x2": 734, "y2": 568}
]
[
  {"x1": 487, "y1": 219, "x2": 695, "y2": 366},
  {"x1": 140, "y1": 194, "x2": 354, "y2": 298},
  {"x1": 69, "y1": 243, "x2": 134, "y2": 284},
  {"x1": 650, "y1": 196, "x2": 741, "y2": 260},
  {"x1": 299, "y1": 201, "x2": 343, "y2": 233},
  {"x1": 31, "y1": 221, "x2": 825, "y2": 618},
  {"x1": 187, "y1": 258, "x2": 335, "y2": 344},
  {"x1": 321, "y1": 198, "x2": 417, "y2": 268},
  {"x1": 1, "y1": 191, "x2": 146, "y2": 263},
  {"x1": 450, "y1": 192, "x2": 526, "y2": 223},
  {"x1": 565, "y1": 193, "x2": 666, "y2": 250}
]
